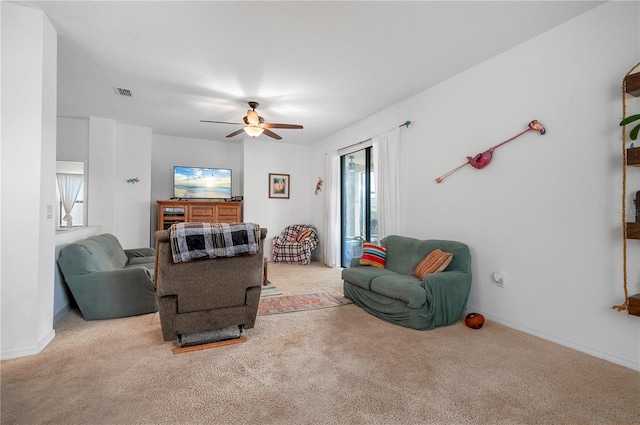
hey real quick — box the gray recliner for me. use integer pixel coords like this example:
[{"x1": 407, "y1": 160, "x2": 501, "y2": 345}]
[{"x1": 154, "y1": 227, "x2": 267, "y2": 342}]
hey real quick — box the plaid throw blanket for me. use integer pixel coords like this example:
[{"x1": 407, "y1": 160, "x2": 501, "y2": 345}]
[{"x1": 170, "y1": 222, "x2": 261, "y2": 263}]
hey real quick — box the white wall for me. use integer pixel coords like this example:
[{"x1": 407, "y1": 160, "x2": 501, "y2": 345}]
[
  {"x1": 243, "y1": 138, "x2": 311, "y2": 259},
  {"x1": 114, "y1": 124, "x2": 152, "y2": 248},
  {"x1": 88, "y1": 118, "x2": 152, "y2": 248},
  {"x1": 88, "y1": 117, "x2": 116, "y2": 232},
  {"x1": 311, "y1": 1, "x2": 640, "y2": 370},
  {"x1": 1, "y1": 3, "x2": 57, "y2": 359},
  {"x1": 57, "y1": 117, "x2": 89, "y2": 161}
]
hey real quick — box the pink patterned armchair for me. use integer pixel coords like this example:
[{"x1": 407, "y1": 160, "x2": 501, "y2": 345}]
[{"x1": 272, "y1": 224, "x2": 319, "y2": 265}]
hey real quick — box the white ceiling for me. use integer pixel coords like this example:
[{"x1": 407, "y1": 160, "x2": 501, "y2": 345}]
[{"x1": 22, "y1": 1, "x2": 604, "y2": 145}]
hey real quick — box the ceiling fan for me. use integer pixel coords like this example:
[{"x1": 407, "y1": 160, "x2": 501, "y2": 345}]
[{"x1": 201, "y1": 101, "x2": 303, "y2": 140}]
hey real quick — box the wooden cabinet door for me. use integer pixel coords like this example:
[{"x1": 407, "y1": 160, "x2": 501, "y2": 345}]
[
  {"x1": 217, "y1": 205, "x2": 240, "y2": 223},
  {"x1": 189, "y1": 205, "x2": 216, "y2": 223}
]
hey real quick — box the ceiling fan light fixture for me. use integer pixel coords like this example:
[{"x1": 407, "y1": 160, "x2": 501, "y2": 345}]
[
  {"x1": 202, "y1": 101, "x2": 301, "y2": 140},
  {"x1": 244, "y1": 126, "x2": 264, "y2": 138}
]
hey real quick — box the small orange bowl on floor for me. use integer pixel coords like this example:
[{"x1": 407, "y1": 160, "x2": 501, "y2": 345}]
[{"x1": 465, "y1": 313, "x2": 485, "y2": 329}]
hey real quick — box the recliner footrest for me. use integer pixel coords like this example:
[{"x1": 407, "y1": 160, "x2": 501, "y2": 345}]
[{"x1": 177, "y1": 325, "x2": 244, "y2": 348}]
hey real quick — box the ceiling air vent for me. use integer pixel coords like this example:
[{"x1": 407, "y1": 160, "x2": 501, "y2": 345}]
[{"x1": 113, "y1": 87, "x2": 133, "y2": 97}]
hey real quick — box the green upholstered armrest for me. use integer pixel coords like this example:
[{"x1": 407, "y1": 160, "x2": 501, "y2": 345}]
[
  {"x1": 422, "y1": 270, "x2": 472, "y2": 327},
  {"x1": 65, "y1": 267, "x2": 157, "y2": 320},
  {"x1": 125, "y1": 247, "x2": 156, "y2": 258}
]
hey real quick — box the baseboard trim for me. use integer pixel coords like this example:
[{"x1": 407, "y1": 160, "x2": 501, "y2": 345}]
[
  {"x1": 54, "y1": 305, "x2": 71, "y2": 324},
  {"x1": 1, "y1": 329, "x2": 56, "y2": 360},
  {"x1": 477, "y1": 312, "x2": 639, "y2": 372},
  {"x1": 38, "y1": 329, "x2": 56, "y2": 353}
]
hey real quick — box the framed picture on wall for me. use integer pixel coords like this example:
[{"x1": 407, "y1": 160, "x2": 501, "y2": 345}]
[{"x1": 269, "y1": 173, "x2": 290, "y2": 199}]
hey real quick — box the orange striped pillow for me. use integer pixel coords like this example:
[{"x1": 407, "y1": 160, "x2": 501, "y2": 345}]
[
  {"x1": 295, "y1": 230, "x2": 312, "y2": 243},
  {"x1": 414, "y1": 249, "x2": 453, "y2": 279}
]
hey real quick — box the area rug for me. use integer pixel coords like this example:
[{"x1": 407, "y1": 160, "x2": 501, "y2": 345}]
[
  {"x1": 258, "y1": 291, "x2": 353, "y2": 316},
  {"x1": 260, "y1": 282, "x2": 283, "y2": 297}
]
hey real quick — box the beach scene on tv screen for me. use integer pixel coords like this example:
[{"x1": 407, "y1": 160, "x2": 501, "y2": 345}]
[{"x1": 174, "y1": 167, "x2": 231, "y2": 199}]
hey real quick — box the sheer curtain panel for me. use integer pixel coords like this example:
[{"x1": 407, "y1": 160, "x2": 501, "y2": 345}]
[
  {"x1": 373, "y1": 127, "x2": 401, "y2": 239},
  {"x1": 56, "y1": 173, "x2": 83, "y2": 228}
]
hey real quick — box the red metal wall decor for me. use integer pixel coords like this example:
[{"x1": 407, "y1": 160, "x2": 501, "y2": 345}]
[{"x1": 435, "y1": 120, "x2": 546, "y2": 183}]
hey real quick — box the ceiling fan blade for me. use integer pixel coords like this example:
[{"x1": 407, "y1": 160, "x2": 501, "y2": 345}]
[
  {"x1": 200, "y1": 120, "x2": 244, "y2": 125},
  {"x1": 226, "y1": 129, "x2": 245, "y2": 138},
  {"x1": 261, "y1": 123, "x2": 303, "y2": 130},
  {"x1": 246, "y1": 110, "x2": 260, "y2": 126},
  {"x1": 263, "y1": 129, "x2": 282, "y2": 140}
]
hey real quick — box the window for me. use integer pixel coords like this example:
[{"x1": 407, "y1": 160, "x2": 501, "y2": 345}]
[
  {"x1": 57, "y1": 186, "x2": 84, "y2": 228},
  {"x1": 56, "y1": 161, "x2": 86, "y2": 229},
  {"x1": 341, "y1": 148, "x2": 377, "y2": 267}
]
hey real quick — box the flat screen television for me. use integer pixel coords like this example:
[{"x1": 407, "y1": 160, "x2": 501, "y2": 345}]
[{"x1": 173, "y1": 166, "x2": 232, "y2": 199}]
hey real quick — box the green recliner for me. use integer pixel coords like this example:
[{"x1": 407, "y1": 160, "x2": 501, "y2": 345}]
[
  {"x1": 57, "y1": 233, "x2": 158, "y2": 320},
  {"x1": 342, "y1": 235, "x2": 472, "y2": 330}
]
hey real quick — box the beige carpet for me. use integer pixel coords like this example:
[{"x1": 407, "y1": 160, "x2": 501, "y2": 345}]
[{"x1": 2, "y1": 262, "x2": 639, "y2": 425}]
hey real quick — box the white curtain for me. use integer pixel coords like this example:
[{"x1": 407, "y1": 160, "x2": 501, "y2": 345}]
[
  {"x1": 372, "y1": 127, "x2": 401, "y2": 239},
  {"x1": 324, "y1": 151, "x2": 341, "y2": 267},
  {"x1": 56, "y1": 173, "x2": 83, "y2": 228}
]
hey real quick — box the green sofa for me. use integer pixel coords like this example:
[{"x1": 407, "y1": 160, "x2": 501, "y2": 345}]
[
  {"x1": 342, "y1": 235, "x2": 472, "y2": 330},
  {"x1": 57, "y1": 233, "x2": 158, "y2": 320}
]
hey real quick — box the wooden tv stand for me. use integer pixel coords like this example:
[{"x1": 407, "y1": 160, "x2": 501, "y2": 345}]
[{"x1": 157, "y1": 200, "x2": 242, "y2": 230}]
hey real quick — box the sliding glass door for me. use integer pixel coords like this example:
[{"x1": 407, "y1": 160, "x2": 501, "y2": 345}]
[{"x1": 341, "y1": 148, "x2": 377, "y2": 267}]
